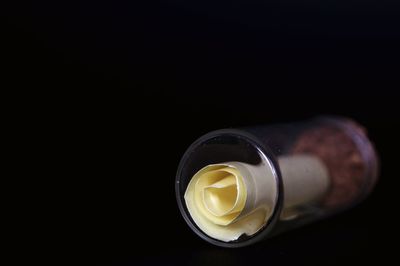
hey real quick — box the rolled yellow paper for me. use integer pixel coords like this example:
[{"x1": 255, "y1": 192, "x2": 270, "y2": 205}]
[
  {"x1": 184, "y1": 162, "x2": 273, "y2": 242},
  {"x1": 189, "y1": 165, "x2": 247, "y2": 226},
  {"x1": 184, "y1": 156, "x2": 329, "y2": 242}
]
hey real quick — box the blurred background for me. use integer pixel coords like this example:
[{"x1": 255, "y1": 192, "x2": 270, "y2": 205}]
[{"x1": 3, "y1": 0, "x2": 400, "y2": 265}]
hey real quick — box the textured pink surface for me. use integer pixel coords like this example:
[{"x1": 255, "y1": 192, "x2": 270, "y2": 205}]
[{"x1": 292, "y1": 125, "x2": 366, "y2": 208}]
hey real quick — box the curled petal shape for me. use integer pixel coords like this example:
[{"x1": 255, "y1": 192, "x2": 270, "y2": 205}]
[{"x1": 190, "y1": 165, "x2": 247, "y2": 226}]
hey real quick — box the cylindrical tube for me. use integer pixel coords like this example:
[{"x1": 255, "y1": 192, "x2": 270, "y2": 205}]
[{"x1": 175, "y1": 116, "x2": 379, "y2": 247}]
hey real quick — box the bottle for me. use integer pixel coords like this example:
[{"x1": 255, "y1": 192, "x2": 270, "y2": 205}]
[{"x1": 175, "y1": 116, "x2": 379, "y2": 247}]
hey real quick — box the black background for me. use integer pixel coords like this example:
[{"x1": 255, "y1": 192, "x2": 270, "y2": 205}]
[{"x1": 3, "y1": 1, "x2": 400, "y2": 265}]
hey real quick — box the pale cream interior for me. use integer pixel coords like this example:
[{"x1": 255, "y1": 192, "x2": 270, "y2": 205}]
[
  {"x1": 184, "y1": 156, "x2": 329, "y2": 242},
  {"x1": 184, "y1": 162, "x2": 276, "y2": 242},
  {"x1": 203, "y1": 176, "x2": 237, "y2": 216},
  {"x1": 192, "y1": 165, "x2": 246, "y2": 226}
]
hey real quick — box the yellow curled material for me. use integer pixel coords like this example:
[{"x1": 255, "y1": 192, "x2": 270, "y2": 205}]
[
  {"x1": 191, "y1": 165, "x2": 247, "y2": 226},
  {"x1": 185, "y1": 162, "x2": 275, "y2": 242},
  {"x1": 184, "y1": 155, "x2": 327, "y2": 241}
]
